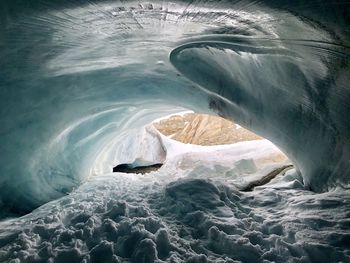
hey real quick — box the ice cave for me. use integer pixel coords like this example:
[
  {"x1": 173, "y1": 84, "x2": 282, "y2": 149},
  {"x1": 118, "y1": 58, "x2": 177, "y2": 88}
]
[{"x1": 0, "y1": 0, "x2": 349, "y2": 262}]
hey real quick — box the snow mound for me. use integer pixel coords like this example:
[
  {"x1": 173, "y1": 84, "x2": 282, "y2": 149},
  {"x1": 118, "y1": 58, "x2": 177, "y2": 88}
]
[
  {"x1": 1, "y1": 174, "x2": 349, "y2": 263},
  {"x1": 0, "y1": 132, "x2": 349, "y2": 262}
]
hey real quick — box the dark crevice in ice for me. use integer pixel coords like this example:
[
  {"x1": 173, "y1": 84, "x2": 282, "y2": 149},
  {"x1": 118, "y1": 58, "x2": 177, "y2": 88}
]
[
  {"x1": 241, "y1": 165, "x2": 294, "y2": 192},
  {"x1": 0, "y1": 205, "x2": 31, "y2": 220},
  {"x1": 113, "y1": 163, "x2": 163, "y2": 174}
]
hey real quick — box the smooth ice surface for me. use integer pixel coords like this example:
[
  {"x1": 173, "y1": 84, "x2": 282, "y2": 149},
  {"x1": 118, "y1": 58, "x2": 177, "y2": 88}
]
[
  {"x1": 0, "y1": 0, "x2": 349, "y2": 212},
  {"x1": 0, "y1": 0, "x2": 350, "y2": 262}
]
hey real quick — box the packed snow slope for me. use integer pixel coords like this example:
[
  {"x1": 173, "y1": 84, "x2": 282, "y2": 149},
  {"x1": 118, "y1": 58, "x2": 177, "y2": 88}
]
[
  {"x1": 0, "y1": 0, "x2": 350, "y2": 262},
  {"x1": 1, "y1": 127, "x2": 349, "y2": 262}
]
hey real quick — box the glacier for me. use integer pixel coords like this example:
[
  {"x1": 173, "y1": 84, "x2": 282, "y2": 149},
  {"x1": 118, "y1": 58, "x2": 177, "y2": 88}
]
[{"x1": 0, "y1": 0, "x2": 349, "y2": 262}]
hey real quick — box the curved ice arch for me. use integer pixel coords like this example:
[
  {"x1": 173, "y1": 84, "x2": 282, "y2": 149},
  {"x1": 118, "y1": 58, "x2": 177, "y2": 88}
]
[{"x1": 0, "y1": 0, "x2": 349, "y2": 212}]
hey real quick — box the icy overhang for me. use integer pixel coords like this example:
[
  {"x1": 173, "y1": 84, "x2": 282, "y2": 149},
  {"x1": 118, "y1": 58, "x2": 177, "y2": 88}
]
[{"x1": 0, "y1": 0, "x2": 349, "y2": 213}]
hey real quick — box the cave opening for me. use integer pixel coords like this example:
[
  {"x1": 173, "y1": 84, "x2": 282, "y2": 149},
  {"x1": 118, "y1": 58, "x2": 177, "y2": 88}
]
[
  {"x1": 111, "y1": 111, "x2": 292, "y2": 191},
  {"x1": 153, "y1": 112, "x2": 293, "y2": 190}
]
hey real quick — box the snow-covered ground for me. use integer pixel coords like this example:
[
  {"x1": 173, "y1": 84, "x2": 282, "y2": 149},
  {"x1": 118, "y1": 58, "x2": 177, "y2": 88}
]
[{"x1": 0, "y1": 127, "x2": 349, "y2": 263}]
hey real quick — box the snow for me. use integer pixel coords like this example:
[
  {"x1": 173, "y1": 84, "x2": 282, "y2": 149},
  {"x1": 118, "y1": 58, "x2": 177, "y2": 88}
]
[
  {"x1": 1, "y1": 128, "x2": 349, "y2": 262},
  {"x1": 1, "y1": 171, "x2": 349, "y2": 262}
]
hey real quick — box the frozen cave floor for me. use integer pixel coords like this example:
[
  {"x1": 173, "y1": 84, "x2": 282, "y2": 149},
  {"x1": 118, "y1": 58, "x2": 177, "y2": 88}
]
[{"x1": 0, "y1": 137, "x2": 349, "y2": 263}]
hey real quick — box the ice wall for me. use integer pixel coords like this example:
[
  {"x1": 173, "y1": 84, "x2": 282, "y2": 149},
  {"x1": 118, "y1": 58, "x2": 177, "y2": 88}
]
[
  {"x1": 170, "y1": 36, "x2": 350, "y2": 191},
  {"x1": 0, "y1": 0, "x2": 349, "y2": 212}
]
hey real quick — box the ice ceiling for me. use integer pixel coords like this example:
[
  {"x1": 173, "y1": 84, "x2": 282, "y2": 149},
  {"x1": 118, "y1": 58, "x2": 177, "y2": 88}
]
[
  {"x1": 1, "y1": 0, "x2": 349, "y2": 212},
  {"x1": 0, "y1": 0, "x2": 350, "y2": 262}
]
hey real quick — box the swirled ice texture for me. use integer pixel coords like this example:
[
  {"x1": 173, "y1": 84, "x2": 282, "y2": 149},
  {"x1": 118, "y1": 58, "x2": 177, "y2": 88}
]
[{"x1": 0, "y1": 0, "x2": 350, "y2": 262}]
